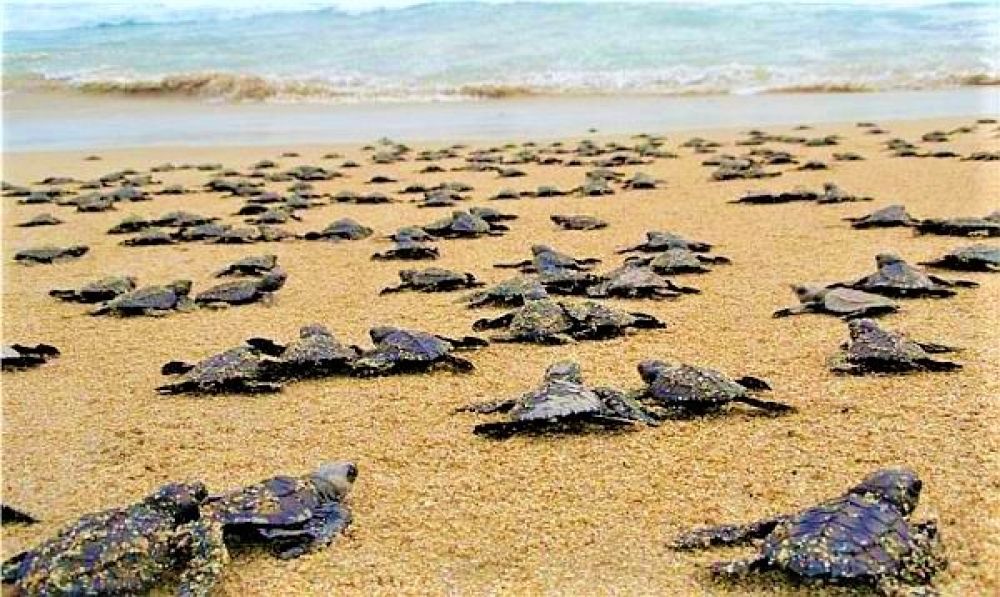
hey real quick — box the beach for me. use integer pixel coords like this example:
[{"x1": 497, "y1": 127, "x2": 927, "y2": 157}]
[{"x1": 2, "y1": 114, "x2": 998, "y2": 595}]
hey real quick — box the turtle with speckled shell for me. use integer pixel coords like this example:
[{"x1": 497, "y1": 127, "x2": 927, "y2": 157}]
[
  {"x1": 245, "y1": 324, "x2": 360, "y2": 380},
  {"x1": 302, "y1": 218, "x2": 373, "y2": 241},
  {"x1": 634, "y1": 360, "x2": 793, "y2": 416},
  {"x1": 50, "y1": 276, "x2": 137, "y2": 303},
  {"x1": 121, "y1": 228, "x2": 176, "y2": 246},
  {"x1": 215, "y1": 255, "x2": 279, "y2": 277},
  {"x1": 381, "y1": 268, "x2": 484, "y2": 294},
  {"x1": 472, "y1": 297, "x2": 664, "y2": 344},
  {"x1": 371, "y1": 241, "x2": 439, "y2": 261},
  {"x1": 844, "y1": 204, "x2": 919, "y2": 229},
  {"x1": 773, "y1": 285, "x2": 899, "y2": 319},
  {"x1": 915, "y1": 216, "x2": 1000, "y2": 237},
  {"x1": 586, "y1": 265, "x2": 699, "y2": 300},
  {"x1": 387, "y1": 226, "x2": 434, "y2": 243},
  {"x1": 495, "y1": 244, "x2": 601, "y2": 273},
  {"x1": 671, "y1": 468, "x2": 945, "y2": 596},
  {"x1": 204, "y1": 462, "x2": 356, "y2": 559},
  {"x1": 550, "y1": 214, "x2": 609, "y2": 231},
  {"x1": 829, "y1": 318, "x2": 961, "y2": 374},
  {"x1": 464, "y1": 277, "x2": 548, "y2": 308},
  {"x1": 352, "y1": 326, "x2": 488, "y2": 376},
  {"x1": 14, "y1": 245, "x2": 89, "y2": 265},
  {"x1": 90, "y1": 280, "x2": 194, "y2": 316},
  {"x1": 626, "y1": 248, "x2": 731, "y2": 275},
  {"x1": 617, "y1": 231, "x2": 712, "y2": 254},
  {"x1": 457, "y1": 361, "x2": 657, "y2": 439},
  {"x1": 2, "y1": 344, "x2": 60, "y2": 371},
  {"x1": 1, "y1": 482, "x2": 227, "y2": 597},
  {"x1": 422, "y1": 210, "x2": 507, "y2": 238},
  {"x1": 157, "y1": 346, "x2": 283, "y2": 394},
  {"x1": 919, "y1": 245, "x2": 999, "y2": 272},
  {"x1": 842, "y1": 253, "x2": 978, "y2": 298},
  {"x1": 195, "y1": 269, "x2": 287, "y2": 308}
]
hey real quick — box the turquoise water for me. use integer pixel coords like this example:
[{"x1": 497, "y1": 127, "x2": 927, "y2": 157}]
[{"x1": 3, "y1": 1, "x2": 998, "y2": 102}]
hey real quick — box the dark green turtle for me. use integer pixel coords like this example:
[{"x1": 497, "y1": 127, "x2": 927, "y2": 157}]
[
  {"x1": 245, "y1": 324, "x2": 360, "y2": 380},
  {"x1": 90, "y1": 280, "x2": 194, "y2": 317},
  {"x1": 195, "y1": 269, "x2": 287, "y2": 308},
  {"x1": 550, "y1": 214, "x2": 608, "y2": 231},
  {"x1": 915, "y1": 216, "x2": 999, "y2": 237},
  {"x1": 157, "y1": 346, "x2": 283, "y2": 394},
  {"x1": 302, "y1": 218, "x2": 373, "y2": 241},
  {"x1": 586, "y1": 265, "x2": 699, "y2": 300},
  {"x1": 371, "y1": 241, "x2": 440, "y2": 261},
  {"x1": 50, "y1": 276, "x2": 137, "y2": 303},
  {"x1": 617, "y1": 231, "x2": 712, "y2": 254},
  {"x1": 844, "y1": 205, "x2": 919, "y2": 229},
  {"x1": 829, "y1": 318, "x2": 961, "y2": 374},
  {"x1": 16, "y1": 213, "x2": 62, "y2": 227},
  {"x1": 380, "y1": 268, "x2": 484, "y2": 294},
  {"x1": 1, "y1": 482, "x2": 226, "y2": 597},
  {"x1": 773, "y1": 285, "x2": 899, "y2": 319},
  {"x1": 842, "y1": 253, "x2": 978, "y2": 298},
  {"x1": 215, "y1": 255, "x2": 279, "y2": 277},
  {"x1": 245, "y1": 207, "x2": 301, "y2": 225},
  {"x1": 472, "y1": 297, "x2": 665, "y2": 344},
  {"x1": 352, "y1": 326, "x2": 487, "y2": 376},
  {"x1": 634, "y1": 360, "x2": 792, "y2": 416},
  {"x1": 464, "y1": 277, "x2": 548, "y2": 308},
  {"x1": 14, "y1": 245, "x2": 89, "y2": 265},
  {"x1": 919, "y1": 244, "x2": 999, "y2": 272},
  {"x1": 671, "y1": 468, "x2": 945, "y2": 596},
  {"x1": 204, "y1": 461, "x2": 357, "y2": 559},
  {"x1": 1, "y1": 343, "x2": 60, "y2": 371}
]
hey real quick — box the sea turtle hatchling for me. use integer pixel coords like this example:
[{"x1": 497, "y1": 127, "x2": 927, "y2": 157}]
[
  {"x1": 90, "y1": 280, "x2": 194, "y2": 316},
  {"x1": 16, "y1": 213, "x2": 62, "y2": 227},
  {"x1": 617, "y1": 231, "x2": 712, "y2": 254},
  {"x1": 633, "y1": 360, "x2": 793, "y2": 416},
  {"x1": 773, "y1": 285, "x2": 899, "y2": 319},
  {"x1": 371, "y1": 241, "x2": 440, "y2": 261},
  {"x1": 829, "y1": 318, "x2": 961, "y2": 374},
  {"x1": 626, "y1": 248, "x2": 731, "y2": 275},
  {"x1": 495, "y1": 244, "x2": 601, "y2": 272},
  {"x1": 195, "y1": 269, "x2": 287, "y2": 308},
  {"x1": 1, "y1": 344, "x2": 60, "y2": 371},
  {"x1": 551, "y1": 214, "x2": 609, "y2": 231},
  {"x1": 844, "y1": 205, "x2": 919, "y2": 229},
  {"x1": 214, "y1": 255, "x2": 279, "y2": 277},
  {"x1": 422, "y1": 210, "x2": 508, "y2": 238},
  {"x1": 472, "y1": 297, "x2": 665, "y2": 344},
  {"x1": 380, "y1": 268, "x2": 484, "y2": 294},
  {"x1": 919, "y1": 244, "x2": 1000, "y2": 272},
  {"x1": 120, "y1": 228, "x2": 176, "y2": 247},
  {"x1": 457, "y1": 361, "x2": 656, "y2": 439},
  {"x1": 13, "y1": 245, "x2": 89, "y2": 265},
  {"x1": 50, "y1": 276, "x2": 137, "y2": 303},
  {"x1": 157, "y1": 345, "x2": 283, "y2": 394},
  {"x1": 586, "y1": 265, "x2": 699, "y2": 300},
  {"x1": 351, "y1": 326, "x2": 488, "y2": 376},
  {"x1": 302, "y1": 218, "x2": 374, "y2": 241},
  {"x1": 464, "y1": 277, "x2": 548, "y2": 308},
  {"x1": 1, "y1": 482, "x2": 227, "y2": 597},
  {"x1": 670, "y1": 468, "x2": 945, "y2": 596},
  {"x1": 204, "y1": 461, "x2": 357, "y2": 559},
  {"x1": 244, "y1": 324, "x2": 360, "y2": 380},
  {"x1": 915, "y1": 215, "x2": 1000, "y2": 237},
  {"x1": 841, "y1": 253, "x2": 978, "y2": 298}
]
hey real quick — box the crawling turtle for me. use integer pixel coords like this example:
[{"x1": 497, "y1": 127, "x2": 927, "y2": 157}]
[
  {"x1": 1, "y1": 344, "x2": 60, "y2": 371},
  {"x1": 586, "y1": 265, "x2": 699, "y2": 300},
  {"x1": 457, "y1": 361, "x2": 656, "y2": 439},
  {"x1": 245, "y1": 324, "x2": 360, "y2": 380},
  {"x1": 245, "y1": 208, "x2": 301, "y2": 225},
  {"x1": 774, "y1": 285, "x2": 898, "y2": 319},
  {"x1": 1, "y1": 482, "x2": 226, "y2": 597},
  {"x1": 50, "y1": 276, "x2": 137, "y2": 303},
  {"x1": 472, "y1": 297, "x2": 665, "y2": 344},
  {"x1": 387, "y1": 226, "x2": 434, "y2": 243},
  {"x1": 464, "y1": 277, "x2": 548, "y2": 308},
  {"x1": 195, "y1": 269, "x2": 287, "y2": 308},
  {"x1": 495, "y1": 244, "x2": 601, "y2": 273},
  {"x1": 626, "y1": 248, "x2": 731, "y2": 275},
  {"x1": 152, "y1": 211, "x2": 218, "y2": 228},
  {"x1": 829, "y1": 318, "x2": 961, "y2": 374},
  {"x1": 842, "y1": 253, "x2": 978, "y2": 298},
  {"x1": 844, "y1": 205, "x2": 919, "y2": 229},
  {"x1": 215, "y1": 255, "x2": 279, "y2": 277},
  {"x1": 2, "y1": 505, "x2": 38, "y2": 525},
  {"x1": 204, "y1": 461, "x2": 357, "y2": 559},
  {"x1": 469, "y1": 206, "x2": 516, "y2": 223},
  {"x1": 816, "y1": 182, "x2": 871, "y2": 204},
  {"x1": 371, "y1": 241, "x2": 439, "y2": 261},
  {"x1": 157, "y1": 345, "x2": 283, "y2": 394},
  {"x1": 915, "y1": 216, "x2": 1000, "y2": 237},
  {"x1": 422, "y1": 210, "x2": 507, "y2": 238},
  {"x1": 617, "y1": 231, "x2": 712, "y2": 254},
  {"x1": 634, "y1": 360, "x2": 793, "y2": 416},
  {"x1": 919, "y1": 244, "x2": 999, "y2": 272},
  {"x1": 91, "y1": 280, "x2": 194, "y2": 316},
  {"x1": 671, "y1": 468, "x2": 945, "y2": 596},
  {"x1": 731, "y1": 187, "x2": 818, "y2": 205},
  {"x1": 551, "y1": 214, "x2": 609, "y2": 231},
  {"x1": 121, "y1": 228, "x2": 176, "y2": 247},
  {"x1": 302, "y1": 218, "x2": 373, "y2": 241},
  {"x1": 352, "y1": 326, "x2": 487, "y2": 376},
  {"x1": 16, "y1": 213, "x2": 62, "y2": 227},
  {"x1": 13, "y1": 245, "x2": 89, "y2": 265},
  {"x1": 622, "y1": 172, "x2": 663, "y2": 190},
  {"x1": 381, "y1": 268, "x2": 484, "y2": 294}
]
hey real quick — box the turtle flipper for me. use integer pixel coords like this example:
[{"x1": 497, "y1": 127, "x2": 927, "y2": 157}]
[
  {"x1": 710, "y1": 555, "x2": 769, "y2": 578},
  {"x1": 472, "y1": 314, "x2": 513, "y2": 331},
  {"x1": 244, "y1": 338, "x2": 286, "y2": 356},
  {"x1": 772, "y1": 305, "x2": 808, "y2": 318},
  {"x1": 1, "y1": 505, "x2": 38, "y2": 525},
  {"x1": 628, "y1": 313, "x2": 667, "y2": 329},
  {"x1": 176, "y1": 519, "x2": 228, "y2": 597},
  {"x1": 929, "y1": 274, "x2": 977, "y2": 288},
  {"x1": 671, "y1": 517, "x2": 786, "y2": 550},
  {"x1": 493, "y1": 259, "x2": 531, "y2": 270},
  {"x1": 441, "y1": 354, "x2": 475, "y2": 373},
  {"x1": 735, "y1": 376, "x2": 772, "y2": 392},
  {"x1": 379, "y1": 284, "x2": 406, "y2": 295},
  {"x1": 275, "y1": 501, "x2": 351, "y2": 560},
  {"x1": 916, "y1": 358, "x2": 962, "y2": 372},
  {"x1": 437, "y1": 335, "x2": 489, "y2": 350},
  {"x1": 915, "y1": 342, "x2": 958, "y2": 354},
  {"x1": 1, "y1": 550, "x2": 31, "y2": 584},
  {"x1": 161, "y1": 361, "x2": 195, "y2": 375},
  {"x1": 455, "y1": 398, "x2": 517, "y2": 414},
  {"x1": 732, "y1": 395, "x2": 794, "y2": 414}
]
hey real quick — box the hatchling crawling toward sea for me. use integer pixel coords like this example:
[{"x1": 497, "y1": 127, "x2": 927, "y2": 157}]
[
  {"x1": 2, "y1": 343, "x2": 60, "y2": 371},
  {"x1": 214, "y1": 254, "x2": 279, "y2": 277},
  {"x1": 90, "y1": 280, "x2": 194, "y2": 316},
  {"x1": 380, "y1": 267, "x2": 484, "y2": 294},
  {"x1": 586, "y1": 265, "x2": 699, "y2": 300},
  {"x1": 50, "y1": 276, "x2": 137, "y2": 304},
  {"x1": 633, "y1": 360, "x2": 793, "y2": 416},
  {"x1": 626, "y1": 248, "x2": 730, "y2": 275},
  {"x1": 351, "y1": 326, "x2": 488, "y2": 376},
  {"x1": 157, "y1": 345, "x2": 284, "y2": 395},
  {"x1": 16, "y1": 213, "x2": 62, "y2": 227},
  {"x1": 551, "y1": 214, "x2": 609, "y2": 231},
  {"x1": 774, "y1": 285, "x2": 899, "y2": 319},
  {"x1": 422, "y1": 210, "x2": 507, "y2": 238},
  {"x1": 844, "y1": 204, "x2": 919, "y2": 229},
  {"x1": 495, "y1": 244, "x2": 601, "y2": 272},
  {"x1": 464, "y1": 276, "x2": 548, "y2": 308},
  {"x1": 915, "y1": 215, "x2": 1000, "y2": 237},
  {"x1": 919, "y1": 244, "x2": 999, "y2": 272},
  {"x1": 14, "y1": 245, "x2": 89, "y2": 265},
  {"x1": 829, "y1": 318, "x2": 961, "y2": 374},
  {"x1": 371, "y1": 241, "x2": 440, "y2": 261},
  {"x1": 617, "y1": 230, "x2": 713, "y2": 254},
  {"x1": 195, "y1": 268, "x2": 287, "y2": 308},
  {"x1": 302, "y1": 218, "x2": 374, "y2": 241},
  {"x1": 842, "y1": 253, "x2": 978, "y2": 298},
  {"x1": 244, "y1": 324, "x2": 360, "y2": 380},
  {"x1": 671, "y1": 468, "x2": 945, "y2": 596}
]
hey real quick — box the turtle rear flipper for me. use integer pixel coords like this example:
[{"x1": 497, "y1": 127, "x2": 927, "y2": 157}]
[
  {"x1": 156, "y1": 381, "x2": 197, "y2": 395},
  {"x1": 2, "y1": 550, "x2": 31, "y2": 583},
  {"x1": 710, "y1": 555, "x2": 770, "y2": 578},
  {"x1": 735, "y1": 376, "x2": 772, "y2": 392},
  {"x1": 441, "y1": 354, "x2": 475, "y2": 373},
  {"x1": 1, "y1": 505, "x2": 38, "y2": 525},
  {"x1": 671, "y1": 517, "x2": 786, "y2": 550},
  {"x1": 916, "y1": 358, "x2": 962, "y2": 372},
  {"x1": 916, "y1": 342, "x2": 958, "y2": 354},
  {"x1": 772, "y1": 305, "x2": 810, "y2": 318},
  {"x1": 161, "y1": 361, "x2": 195, "y2": 375},
  {"x1": 472, "y1": 314, "x2": 513, "y2": 331},
  {"x1": 437, "y1": 335, "x2": 489, "y2": 350},
  {"x1": 379, "y1": 284, "x2": 406, "y2": 295},
  {"x1": 732, "y1": 395, "x2": 794, "y2": 414},
  {"x1": 628, "y1": 313, "x2": 667, "y2": 329},
  {"x1": 49, "y1": 289, "x2": 78, "y2": 301},
  {"x1": 494, "y1": 259, "x2": 531, "y2": 269},
  {"x1": 244, "y1": 338, "x2": 286, "y2": 357}
]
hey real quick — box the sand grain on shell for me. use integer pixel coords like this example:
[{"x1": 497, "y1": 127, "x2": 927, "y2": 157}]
[{"x1": 2, "y1": 117, "x2": 999, "y2": 595}]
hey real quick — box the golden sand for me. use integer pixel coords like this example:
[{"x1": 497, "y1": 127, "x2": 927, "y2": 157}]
[{"x1": 2, "y1": 117, "x2": 998, "y2": 595}]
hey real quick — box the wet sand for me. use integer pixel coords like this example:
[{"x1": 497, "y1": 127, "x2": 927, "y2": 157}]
[{"x1": 2, "y1": 116, "x2": 999, "y2": 595}]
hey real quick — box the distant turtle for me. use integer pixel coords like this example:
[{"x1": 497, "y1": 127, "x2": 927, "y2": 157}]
[
  {"x1": 535, "y1": 185, "x2": 569, "y2": 197},
  {"x1": 844, "y1": 205, "x2": 919, "y2": 229},
  {"x1": 387, "y1": 226, "x2": 434, "y2": 243},
  {"x1": 1, "y1": 344, "x2": 60, "y2": 371},
  {"x1": 215, "y1": 255, "x2": 279, "y2": 277},
  {"x1": 797, "y1": 159, "x2": 828, "y2": 171},
  {"x1": 773, "y1": 285, "x2": 899, "y2": 319},
  {"x1": 731, "y1": 187, "x2": 818, "y2": 205},
  {"x1": 551, "y1": 214, "x2": 609, "y2": 231},
  {"x1": 457, "y1": 361, "x2": 656, "y2": 439},
  {"x1": 121, "y1": 228, "x2": 176, "y2": 246},
  {"x1": 622, "y1": 172, "x2": 663, "y2": 190},
  {"x1": 422, "y1": 210, "x2": 507, "y2": 238},
  {"x1": 380, "y1": 268, "x2": 484, "y2": 294},
  {"x1": 352, "y1": 326, "x2": 488, "y2": 376},
  {"x1": 915, "y1": 216, "x2": 1000, "y2": 237},
  {"x1": 1, "y1": 482, "x2": 226, "y2": 596},
  {"x1": 14, "y1": 245, "x2": 89, "y2": 265},
  {"x1": 710, "y1": 160, "x2": 778, "y2": 181},
  {"x1": 469, "y1": 206, "x2": 517, "y2": 223},
  {"x1": 417, "y1": 189, "x2": 461, "y2": 208},
  {"x1": 489, "y1": 188, "x2": 522, "y2": 201},
  {"x1": 495, "y1": 244, "x2": 601, "y2": 272},
  {"x1": 617, "y1": 231, "x2": 712, "y2": 254},
  {"x1": 829, "y1": 318, "x2": 961, "y2": 374},
  {"x1": 50, "y1": 276, "x2": 137, "y2": 303},
  {"x1": 157, "y1": 345, "x2": 283, "y2": 394},
  {"x1": 204, "y1": 461, "x2": 356, "y2": 559},
  {"x1": 245, "y1": 324, "x2": 360, "y2": 380},
  {"x1": 816, "y1": 182, "x2": 871, "y2": 204},
  {"x1": 245, "y1": 208, "x2": 301, "y2": 225},
  {"x1": 177, "y1": 223, "x2": 230, "y2": 241},
  {"x1": 626, "y1": 248, "x2": 731, "y2": 275},
  {"x1": 195, "y1": 269, "x2": 287, "y2": 308},
  {"x1": 91, "y1": 280, "x2": 194, "y2": 317},
  {"x1": 371, "y1": 241, "x2": 439, "y2": 261},
  {"x1": 842, "y1": 253, "x2": 978, "y2": 298},
  {"x1": 303, "y1": 219, "x2": 374, "y2": 241},
  {"x1": 464, "y1": 277, "x2": 548, "y2": 308},
  {"x1": 1, "y1": 505, "x2": 38, "y2": 525},
  {"x1": 586, "y1": 265, "x2": 699, "y2": 300},
  {"x1": 16, "y1": 213, "x2": 62, "y2": 227},
  {"x1": 634, "y1": 360, "x2": 793, "y2": 416},
  {"x1": 472, "y1": 297, "x2": 665, "y2": 344},
  {"x1": 670, "y1": 468, "x2": 945, "y2": 596},
  {"x1": 833, "y1": 151, "x2": 865, "y2": 161},
  {"x1": 919, "y1": 244, "x2": 999, "y2": 272},
  {"x1": 574, "y1": 178, "x2": 615, "y2": 196}
]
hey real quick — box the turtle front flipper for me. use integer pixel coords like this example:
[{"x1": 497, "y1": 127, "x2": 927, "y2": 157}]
[
  {"x1": 175, "y1": 519, "x2": 228, "y2": 597},
  {"x1": 1, "y1": 504, "x2": 39, "y2": 525},
  {"x1": 734, "y1": 376, "x2": 772, "y2": 392},
  {"x1": 915, "y1": 358, "x2": 962, "y2": 372},
  {"x1": 274, "y1": 501, "x2": 351, "y2": 560},
  {"x1": 244, "y1": 338, "x2": 286, "y2": 357},
  {"x1": 379, "y1": 284, "x2": 407, "y2": 295},
  {"x1": 493, "y1": 259, "x2": 531, "y2": 270},
  {"x1": 472, "y1": 419, "x2": 556, "y2": 439},
  {"x1": 929, "y1": 274, "x2": 978, "y2": 288},
  {"x1": 915, "y1": 341, "x2": 958, "y2": 354},
  {"x1": 441, "y1": 354, "x2": 475, "y2": 373},
  {"x1": 710, "y1": 555, "x2": 769, "y2": 578},
  {"x1": 732, "y1": 395, "x2": 795, "y2": 414},
  {"x1": 772, "y1": 305, "x2": 809, "y2": 318},
  {"x1": 161, "y1": 361, "x2": 195, "y2": 375},
  {"x1": 472, "y1": 314, "x2": 513, "y2": 331},
  {"x1": 671, "y1": 517, "x2": 786, "y2": 550},
  {"x1": 627, "y1": 313, "x2": 667, "y2": 329},
  {"x1": 1, "y1": 550, "x2": 32, "y2": 584},
  {"x1": 455, "y1": 398, "x2": 517, "y2": 414},
  {"x1": 437, "y1": 335, "x2": 489, "y2": 350}
]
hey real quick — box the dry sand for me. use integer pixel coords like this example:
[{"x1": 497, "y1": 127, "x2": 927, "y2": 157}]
[{"x1": 2, "y1": 117, "x2": 998, "y2": 595}]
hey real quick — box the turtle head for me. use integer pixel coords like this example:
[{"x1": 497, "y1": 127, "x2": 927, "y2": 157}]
[
  {"x1": 847, "y1": 318, "x2": 879, "y2": 338},
  {"x1": 167, "y1": 279, "x2": 193, "y2": 297},
  {"x1": 875, "y1": 253, "x2": 904, "y2": 267},
  {"x1": 399, "y1": 269, "x2": 417, "y2": 282},
  {"x1": 146, "y1": 481, "x2": 207, "y2": 523},
  {"x1": 369, "y1": 326, "x2": 400, "y2": 343},
  {"x1": 637, "y1": 359, "x2": 670, "y2": 383},
  {"x1": 300, "y1": 323, "x2": 332, "y2": 338},
  {"x1": 258, "y1": 268, "x2": 287, "y2": 292},
  {"x1": 849, "y1": 468, "x2": 922, "y2": 514},
  {"x1": 530, "y1": 244, "x2": 552, "y2": 255},
  {"x1": 543, "y1": 360, "x2": 583, "y2": 383},
  {"x1": 792, "y1": 284, "x2": 825, "y2": 302},
  {"x1": 311, "y1": 461, "x2": 359, "y2": 501}
]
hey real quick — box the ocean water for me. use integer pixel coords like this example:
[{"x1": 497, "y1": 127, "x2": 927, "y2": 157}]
[{"x1": 3, "y1": 1, "x2": 998, "y2": 103}]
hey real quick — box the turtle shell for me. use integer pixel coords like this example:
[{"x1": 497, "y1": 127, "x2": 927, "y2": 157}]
[
  {"x1": 372, "y1": 329, "x2": 450, "y2": 360},
  {"x1": 847, "y1": 205, "x2": 916, "y2": 228},
  {"x1": 510, "y1": 380, "x2": 605, "y2": 421},
  {"x1": 209, "y1": 476, "x2": 319, "y2": 527},
  {"x1": 853, "y1": 258, "x2": 944, "y2": 294},
  {"x1": 195, "y1": 281, "x2": 262, "y2": 305},
  {"x1": 819, "y1": 287, "x2": 897, "y2": 315},
  {"x1": 844, "y1": 319, "x2": 934, "y2": 368},
  {"x1": 277, "y1": 326, "x2": 358, "y2": 370},
  {"x1": 641, "y1": 362, "x2": 746, "y2": 408},
  {"x1": 467, "y1": 277, "x2": 546, "y2": 307},
  {"x1": 105, "y1": 285, "x2": 185, "y2": 313},
  {"x1": 178, "y1": 347, "x2": 269, "y2": 386},
  {"x1": 507, "y1": 300, "x2": 576, "y2": 338}
]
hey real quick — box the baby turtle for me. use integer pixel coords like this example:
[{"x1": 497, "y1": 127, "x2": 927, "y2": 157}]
[
  {"x1": 626, "y1": 248, "x2": 731, "y2": 275},
  {"x1": 919, "y1": 244, "x2": 999, "y2": 272},
  {"x1": 1, "y1": 482, "x2": 226, "y2": 597},
  {"x1": 622, "y1": 172, "x2": 663, "y2": 190},
  {"x1": 50, "y1": 276, "x2": 137, "y2": 303},
  {"x1": 671, "y1": 468, "x2": 945, "y2": 596},
  {"x1": 158, "y1": 345, "x2": 283, "y2": 394},
  {"x1": 245, "y1": 324, "x2": 360, "y2": 380},
  {"x1": 844, "y1": 204, "x2": 919, "y2": 229},
  {"x1": 302, "y1": 218, "x2": 374, "y2": 241},
  {"x1": 457, "y1": 361, "x2": 655, "y2": 439},
  {"x1": 195, "y1": 269, "x2": 287, "y2": 308},
  {"x1": 472, "y1": 297, "x2": 664, "y2": 344},
  {"x1": 387, "y1": 226, "x2": 434, "y2": 243},
  {"x1": 120, "y1": 228, "x2": 176, "y2": 247},
  {"x1": 371, "y1": 241, "x2": 439, "y2": 261},
  {"x1": 586, "y1": 265, "x2": 699, "y2": 300},
  {"x1": 829, "y1": 318, "x2": 961, "y2": 374},
  {"x1": 215, "y1": 254, "x2": 279, "y2": 277},
  {"x1": 16, "y1": 213, "x2": 62, "y2": 227},
  {"x1": 915, "y1": 216, "x2": 1000, "y2": 237},
  {"x1": 732, "y1": 187, "x2": 818, "y2": 205},
  {"x1": 634, "y1": 360, "x2": 793, "y2": 416},
  {"x1": 843, "y1": 253, "x2": 978, "y2": 298},
  {"x1": 773, "y1": 285, "x2": 899, "y2": 319},
  {"x1": 464, "y1": 277, "x2": 547, "y2": 309},
  {"x1": 469, "y1": 206, "x2": 517, "y2": 223},
  {"x1": 204, "y1": 461, "x2": 357, "y2": 559},
  {"x1": 2, "y1": 505, "x2": 38, "y2": 525},
  {"x1": 352, "y1": 326, "x2": 488, "y2": 376},
  {"x1": 13, "y1": 245, "x2": 89, "y2": 265},
  {"x1": 495, "y1": 244, "x2": 601, "y2": 273},
  {"x1": 551, "y1": 214, "x2": 609, "y2": 231},
  {"x1": 2, "y1": 343, "x2": 60, "y2": 371},
  {"x1": 617, "y1": 231, "x2": 712, "y2": 254},
  {"x1": 380, "y1": 268, "x2": 484, "y2": 294},
  {"x1": 422, "y1": 210, "x2": 507, "y2": 238},
  {"x1": 91, "y1": 280, "x2": 194, "y2": 316},
  {"x1": 816, "y1": 182, "x2": 871, "y2": 204}
]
